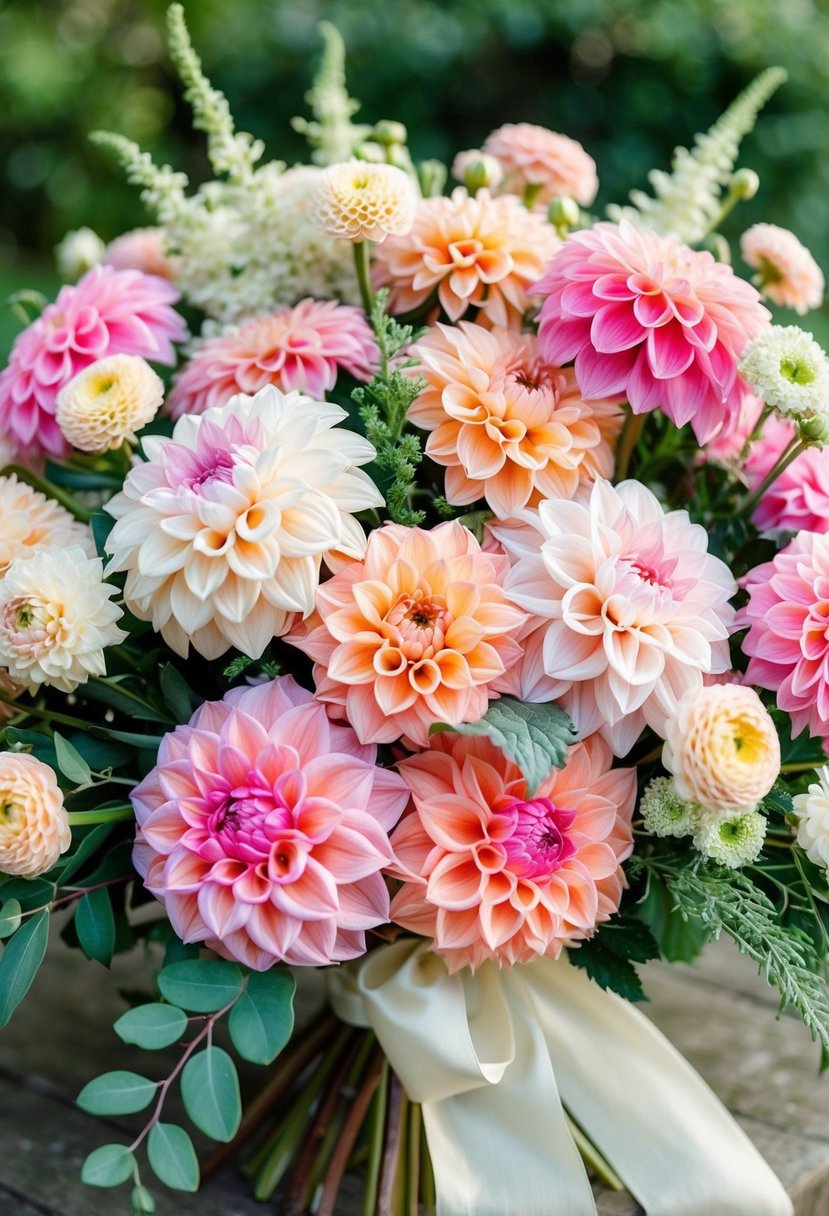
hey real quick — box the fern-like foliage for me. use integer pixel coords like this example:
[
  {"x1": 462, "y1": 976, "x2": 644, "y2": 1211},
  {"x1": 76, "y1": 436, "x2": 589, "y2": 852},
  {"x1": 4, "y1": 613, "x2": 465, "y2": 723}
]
[
  {"x1": 292, "y1": 22, "x2": 372, "y2": 165},
  {"x1": 609, "y1": 67, "x2": 787, "y2": 243}
]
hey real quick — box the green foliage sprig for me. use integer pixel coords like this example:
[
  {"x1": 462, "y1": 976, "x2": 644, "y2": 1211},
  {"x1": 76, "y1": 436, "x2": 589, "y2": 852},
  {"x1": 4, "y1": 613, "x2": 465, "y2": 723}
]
[{"x1": 291, "y1": 22, "x2": 371, "y2": 165}]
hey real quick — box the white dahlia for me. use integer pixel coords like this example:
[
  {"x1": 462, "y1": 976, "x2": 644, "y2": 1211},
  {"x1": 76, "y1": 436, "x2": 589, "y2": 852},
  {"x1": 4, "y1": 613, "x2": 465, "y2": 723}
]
[{"x1": 0, "y1": 474, "x2": 94, "y2": 573}]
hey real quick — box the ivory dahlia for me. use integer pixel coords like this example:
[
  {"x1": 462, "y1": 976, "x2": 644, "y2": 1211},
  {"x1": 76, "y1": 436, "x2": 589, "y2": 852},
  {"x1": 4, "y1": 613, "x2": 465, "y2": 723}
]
[
  {"x1": 0, "y1": 474, "x2": 94, "y2": 573},
  {"x1": 0, "y1": 752, "x2": 70, "y2": 878},
  {"x1": 309, "y1": 162, "x2": 417, "y2": 243},
  {"x1": 56, "y1": 354, "x2": 164, "y2": 452}
]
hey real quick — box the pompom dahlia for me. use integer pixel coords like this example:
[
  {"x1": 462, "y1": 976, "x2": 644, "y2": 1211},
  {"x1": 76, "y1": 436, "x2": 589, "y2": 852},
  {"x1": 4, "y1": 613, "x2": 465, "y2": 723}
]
[
  {"x1": 374, "y1": 188, "x2": 560, "y2": 329},
  {"x1": 0, "y1": 473, "x2": 94, "y2": 573},
  {"x1": 309, "y1": 161, "x2": 417, "y2": 243},
  {"x1": 742, "y1": 532, "x2": 829, "y2": 740},
  {"x1": 167, "y1": 300, "x2": 378, "y2": 419},
  {"x1": 132, "y1": 676, "x2": 409, "y2": 971},
  {"x1": 741, "y1": 223, "x2": 824, "y2": 315},
  {"x1": 535, "y1": 220, "x2": 770, "y2": 444},
  {"x1": 56, "y1": 354, "x2": 164, "y2": 453},
  {"x1": 0, "y1": 752, "x2": 70, "y2": 879},
  {"x1": 388, "y1": 731, "x2": 635, "y2": 972},
  {"x1": 408, "y1": 321, "x2": 621, "y2": 518},
  {"x1": 287, "y1": 521, "x2": 528, "y2": 747},
  {"x1": 482, "y1": 122, "x2": 598, "y2": 207},
  {"x1": 105, "y1": 385, "x2": 382, "y2": 660},
  {"x1": 0, "y1": 265, "x2": 186, "y2": 459},
  {"x1": 494, "y1": 478, "x2": 736, "y2": 756}
]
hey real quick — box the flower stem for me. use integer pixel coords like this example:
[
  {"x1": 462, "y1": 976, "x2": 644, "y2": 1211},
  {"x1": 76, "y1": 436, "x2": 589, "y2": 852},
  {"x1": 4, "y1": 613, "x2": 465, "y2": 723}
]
[
  {"x1": 0, "y1": 463, "x2": 93, "y2": 521},
  {"x1": 419, "y1": 1102, "x2": 436, "y2": 1216},
  {"x1": 780, "y1": 760, "x2": 824, "y2": 773},
  {"x1": 362, "y1": 1059, "x2": 389, "y2": 1216},
  {"x1": 565, "y1": 1110, "x2": 625, "y2": 1191},
  {"x1": 354, "y1": 240, "x2": 374, "y2": 315},
  {"x1": 742, "y1": 436, "x2": 807, "y2": 514},
  {"x1": 614, "y1": 408, "x2": 646, "y2": 482},
  {"x1": 377, "y1": 1070, "x2": 407, "y2": 1215},
  {"x1": 406, "y1": 1101, "x2": 421, "y2": 1216},
  {"x1": 316, "y1": 1045, "x2": 385, "y2": 1216},
  {"x1": 66, "y1": 806, "x2": 134, "y2": 825}
]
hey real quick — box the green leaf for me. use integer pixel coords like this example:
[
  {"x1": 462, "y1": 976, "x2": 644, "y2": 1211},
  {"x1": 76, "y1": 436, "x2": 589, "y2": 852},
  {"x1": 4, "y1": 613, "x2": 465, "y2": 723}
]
[
  {"x1": 0, "y1": 898, "x2": 22, "y2": 938},
  {"x1": 229, "y1": 969, "x2": 296, "y2": 1065},
  {"x1": 53, "y1": 731, "x2": 92, "y2": 786},
  {"x1": 147, "y1": 1123, "x2": 199, "y2": 1192},
  {"x1": 75, "y1": 888, "x2": 116, "y2": 966},
  {"x1": 77, "y1": 1070, "x2": 157, "y2": 1116},
  {"x1": 0, "y1": 875, "x2": 55, "y2": 912},
  {"x1": 431, "y1": 697, "x2": 577, "y2": 795},
  {"x1": 130, "y1": 1185, "x2": 156, "y2": 1215},
  {"x1": 81, "y1": 678, "x2": 169, "y2": 724},
  {"x1": 81, "y1": 1144, "x2": 136, "y2": 1188},
  {"x1": 157, "y1": 958, "x2": 243, "y2": 1012},
  {"x1": 0, "y1": 908, "x2": 50, "y2": 1027},
  {"x1": 181, "y1": 1046, "x2": 241, "y2": 1142},
  {"x1": 57, "y1": 822, "x2": 117, "y2": 884},
  {"x1": 568, "y1": 918, "x2": 658, "y2": 1003},
  {"x1": 91, "y1": 511, "x2": 116, "y2": 559},
  {"x1": 637, "y1": 874, "x2": 712, "y2": 964},
  {"x1": 160, "y1": 664, "x2": 199, "y2": 724},
  {"x1": 114, "y1": 1003, "x2": 188, "y2": 1050}
]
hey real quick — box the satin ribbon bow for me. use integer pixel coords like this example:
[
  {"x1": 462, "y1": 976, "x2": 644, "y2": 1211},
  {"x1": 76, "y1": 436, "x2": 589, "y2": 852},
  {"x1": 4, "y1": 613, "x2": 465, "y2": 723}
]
[{"x1": 329, "y1": 939, "x2": 793, "y2": 1216}]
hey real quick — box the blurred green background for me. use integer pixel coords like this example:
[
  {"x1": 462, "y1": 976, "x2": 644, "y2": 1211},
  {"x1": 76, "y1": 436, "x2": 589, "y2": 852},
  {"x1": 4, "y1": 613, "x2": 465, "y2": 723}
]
[{"x1": 1, "y1": 0, "x2": 828, "y2": 357}]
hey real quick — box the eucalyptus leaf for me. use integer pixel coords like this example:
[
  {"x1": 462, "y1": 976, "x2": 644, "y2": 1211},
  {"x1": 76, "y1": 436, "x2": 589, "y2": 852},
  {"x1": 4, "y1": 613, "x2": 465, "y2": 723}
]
[
  {"x1": 147, "y1": 1122, "x2": 199, "y2": 1192},
  {"x1": 160, "y1": 664, "x2": 199, "y2": 724},
  {"x1": 0, "y1": 908, "x2": 50, "y2": 1027},
  {"x1": 180, "y1": 1047, "x2": 241, "y2": 1142},
  {"x1": 229, "y1": 969, "x2": 296, "y2": 1065},
  {"x1": 57, "y1": 822, "x2": 117, "y2": 884},
  {"x1": 77, "y1": 1070, "x2": 158, "y2": 1116},
  {"x1": 157, "y1": 958, "x2": 243, "y2": 1012},
  {"x1": 0, "y1": 898, "x2": 22, "y2": 939},
  {"x1": 81, "y1": 1144, "x2": 136, "y2": 1188},
  {"x1": 53, "y1": 731, "x2": 92, "y2": 786},
  {"x1": 114, "y1": 1003, "x2": 188, "y2": 1050},
  {"x1": 75, "y1": 887, "x2": 116, "y2": 966}
]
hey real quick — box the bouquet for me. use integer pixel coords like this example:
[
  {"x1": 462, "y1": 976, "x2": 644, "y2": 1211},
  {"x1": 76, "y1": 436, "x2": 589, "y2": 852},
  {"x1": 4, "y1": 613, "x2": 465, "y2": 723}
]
[{"x1": 1, "y1": 8, "x2": 828, "y2": 1214}]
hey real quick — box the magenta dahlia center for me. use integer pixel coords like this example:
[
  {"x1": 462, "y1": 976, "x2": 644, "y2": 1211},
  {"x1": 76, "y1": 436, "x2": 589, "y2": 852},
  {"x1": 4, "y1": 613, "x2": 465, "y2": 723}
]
[
  {"x1": 502, "y1": 796, "x2": 577, "y2": 880},
  {"x1": 203, "y1": 774, "x2": 307, "y2": 879}
]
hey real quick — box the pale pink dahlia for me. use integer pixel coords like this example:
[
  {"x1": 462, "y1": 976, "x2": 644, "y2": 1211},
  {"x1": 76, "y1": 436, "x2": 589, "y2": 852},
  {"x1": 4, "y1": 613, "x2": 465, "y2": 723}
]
[
  {"x1": 408, "y1": 322, "x2": 621, "y2": 518},
  {"x1": 535, "y1": 220, "x2": 770, "y2": 444},
  {"x1": 0, "y1": 266, "x2": 186, "y2": 459},
  {"x1": 482, "y1": 122, "x2": 598, "y2": 207},
  {"x1": 388, "y1": 731, "x2": 635, "y2": 972},
  {"x1": 741, "y1": 223, "x2": 824, "y2": 315},
  {"x1": 132, "y1": 676, "x2": 409, "y2": 970},
  {"x1": 742, "y1": 533, "x2": 829, "y2": 740},
  {"x1": 373, "y1": 188, "x2": 560, "y2": 329},
  {"x1": 287, "y1": 521, "x2": 528, "y2": 747},
  {"x1": 495, "y1": 478, "x2": 736, "y2": 756},
  {"x1": 104, "y1": 228, "x2": 179, "y2": 281},
  {"x1": 743, "y1": 412, "x2": 829, "y2": 535},
  {"x1": 167, "y1": 300, "x2": 378, "y2": 419}
]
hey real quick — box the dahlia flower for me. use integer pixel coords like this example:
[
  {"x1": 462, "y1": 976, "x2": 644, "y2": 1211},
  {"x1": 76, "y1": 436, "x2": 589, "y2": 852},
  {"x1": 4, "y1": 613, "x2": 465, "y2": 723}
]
[
  {"x1": 408, "y1": 322, "x2": 621, "y2": 518},
  {"x1": 56, "y1": 355, "x2": 164, "y2": 453},
  {"x1": 535, "y1": 220, "x2": 769, "y2": 444},
  {"x1": 287, "y1": 521, "x2": 528, "y2": 747},
  {"x1": 0, "y1": 474, "x2": 94, "y2": 573},
  {"x1": 741, "y1": 224, "x2": 824, "y2": 315},
  {"x1": 693, "y1": 809, "x2": 767, "y2": 869},
  {"x1": 703, "y1": 393, "x2": 764, "y2": 466},
  {"x1": 482, "y1": 122, "x2": 598, "y2": 206},
  {"x1": 0, "y1": 546, "x2": 126, "y2": 693},
  {"x1": 742, "y1": 532, "x2": 829, "y2": 740},
  {"x1": 104, "y1": 227, "x2": 178, "y2": 281},
  {"x1": 743, "y1": 412, "x2": 829, "y2": 535},
  {"x1": 55, "y1": 227, "x2": 105, "y2": 280},
  {"x1": 167, "y1": 300, "x2": 378, "y2": 419},
  {"x1": 793, "y1": 768, "x2": 829, "y2": 872},
  {"x1": 0, "y1": 752, "x2": 70, "y2": 878},
  {"x1": 309, "y1": 162, "x2": 417, "y2": 243},
  {"x1": 739, "y1": 326, "x2": 829, "y2": 421},
  {"x1": 388, "y1": 731, "x2": 635, "y2": 972},
  {"x1": 451, "y1": 150, "x2": 504, "y2": 193},
  {"x1": 105, "y1": 385, "x2": 382, "y2": 660},
  {"x1": 0, "y1": 266, "x2": 186, "y2": 460},
  {"x1": 494, "y1": 478, "x2": 736, "y2": 756},
  {"x1": 132, "y1": 676, "x2": 409, "y2": 971},
  {"x1": 374, "y1": 188, "x2": 560, "y2": 329},
  {"x1": 662, "y1": 684, "x2": 779, "y2": 813}
]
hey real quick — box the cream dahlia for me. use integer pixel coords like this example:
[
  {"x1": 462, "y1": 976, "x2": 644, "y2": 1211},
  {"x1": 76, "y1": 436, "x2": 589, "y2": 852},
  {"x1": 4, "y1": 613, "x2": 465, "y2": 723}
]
[
  {"x1": 0, "y1": 752, "x2": 70, "y2": 878},
  {"x1": 0, "y1": 474, "x2": 94, "y2": 574},
  {"x1": 374, "y1": 187, "x2": 560, "y2": 329},
  {"x1": 494, "y1": 479, "x2": 736, "y2": 756},
  {"x1": 287, "y1": 521, "x2": 528, "y2": 747},
  {"x1": 0, "y1": 546, "x2": 126, "y2": 693},
  {"x1": 132, "y1": 676, "x2": 409, "y2": 970},
  {"x1": 794, "y1": 768, "x2": 829, "y2": 872},
  {"x1": 104, "y1": 385, "x2": 383, "y2": 660},
  {"x1": 408, "y1": 322, "x2": 621, "y2": 518},
  {"x1": 56, "y1": 355, "x2": 164, "y2": 453},
  {"x1": 482, "y1": 122, "x2": 598, "y2": 206},
  {"x1": 741, "y1": 224, "x2": 824, "y2": 315},
  {"x1": 309, "y1": 162, "x2": 417, "y2": 243},
  {"x1": 388, "y1": 731, "x2": 635, "y2": 972}
]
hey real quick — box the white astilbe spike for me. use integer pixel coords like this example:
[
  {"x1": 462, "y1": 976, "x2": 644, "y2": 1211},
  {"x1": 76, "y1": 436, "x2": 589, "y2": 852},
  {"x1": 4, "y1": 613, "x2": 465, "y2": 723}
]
[
  {"x1": 291, "y1": 22, "x2": 372, "y2": 165},
  {"x1": 89, "y1": 131, "x2": 188, "y2": 225}
]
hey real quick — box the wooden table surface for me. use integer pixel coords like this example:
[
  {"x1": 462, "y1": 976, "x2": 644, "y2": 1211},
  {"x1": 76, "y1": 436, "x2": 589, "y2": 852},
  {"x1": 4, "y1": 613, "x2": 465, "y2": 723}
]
[{"x1": 1, "y1": 933, "x2": 827, "y2": 1216}]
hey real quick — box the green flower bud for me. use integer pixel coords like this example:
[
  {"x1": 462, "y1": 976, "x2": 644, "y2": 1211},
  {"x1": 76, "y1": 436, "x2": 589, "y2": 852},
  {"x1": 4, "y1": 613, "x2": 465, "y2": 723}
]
[
  {"x1": 418, "y1": 159, "x2": 448, "y2": 198},
  {"x1": 372, "y1": 119, "x2": 408, "y2": 148},
  {"x1": 799, "y1": 411, "x2": 829, "y2": 445},
  {"x1": 731, "y1": 168, "x2": 760, "y2": 201},
  {"x1": 547, "y1": 196, "x2": 581, "y2": 230}
]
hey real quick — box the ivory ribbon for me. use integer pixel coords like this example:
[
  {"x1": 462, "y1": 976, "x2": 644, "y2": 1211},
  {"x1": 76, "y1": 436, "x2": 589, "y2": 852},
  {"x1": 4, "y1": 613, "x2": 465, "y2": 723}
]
[{"x1": 329, "y1": 939, "x2": 793, "y2": 1216}]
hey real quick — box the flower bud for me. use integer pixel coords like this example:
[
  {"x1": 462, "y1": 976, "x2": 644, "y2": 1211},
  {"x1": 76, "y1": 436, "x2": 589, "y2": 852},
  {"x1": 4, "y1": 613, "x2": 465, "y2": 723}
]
[
  {"x1": 418, "y1": 158, "x2": 448, "y2": 198},
  {"x1": 451, "y1": 150, "x2": 504, "y2": 193},
  {"x1": 799, "y1": 411, "x2": 829, "y2": 445},
  {"x1": 547, "y1": 196, "x2": 581, "y2": 230},
  {"x1": 372, "y1": 119, "x2": 408, "y2": 148},
  {"x1": 731, "y1": 168, "x2": 760, "y2": 200}
]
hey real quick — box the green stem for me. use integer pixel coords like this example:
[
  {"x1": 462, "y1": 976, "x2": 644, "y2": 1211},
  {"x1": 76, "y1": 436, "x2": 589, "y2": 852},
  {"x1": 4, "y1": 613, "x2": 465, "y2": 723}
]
[
  {"x1": 353, "y1": 240, "x2": 374, "y2": 315},
  {"x1": 780, "y1": 760, "x2": 825, "y2": 773},
  {"x1": 67, "y1": 806, "x2": 134, "y2": 826},
  {"x1": 522, "y1": 183, "x2": 543, "y2": 209},
  {"x1": 565, "y1": 1111, "x2": 624, "y2": 1191},
  {"x1": 362, "y1": 1060, "x2": 389, "y2": 1216},
  {"x1": 742, "y1": 436, "x2": 807, "y2": 514},
  {"x1": 406, "y1": 1102, "x2": 421, "y2": 1216},
  {"x1": 0, "y1": 464, "x2": 93, "y2": 522},
  {"x1": 614, "y1": 408, "x2": 646, "y2": 483},
  {"x1": 419, "y1": 1108, "x2": 436, "y2": 1216},
  {"x1": 0, "y1": 696, "x2": 100, "y2": 733}
]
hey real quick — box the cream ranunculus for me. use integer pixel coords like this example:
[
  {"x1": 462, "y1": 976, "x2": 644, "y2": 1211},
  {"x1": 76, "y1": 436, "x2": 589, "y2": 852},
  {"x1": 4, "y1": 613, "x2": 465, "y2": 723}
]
[
  {"x1": 0, "y1": 752, "x2": 70, "y2": 877},
  {"x1": 662, "y1": 683, "x2": 780, "y2": 813},
  {"x1": 309, "y1": 161, "x2": 417, "y2": 243},
  {"x1": 56, "y1": 354, "x2": 164, "y2": 453}
]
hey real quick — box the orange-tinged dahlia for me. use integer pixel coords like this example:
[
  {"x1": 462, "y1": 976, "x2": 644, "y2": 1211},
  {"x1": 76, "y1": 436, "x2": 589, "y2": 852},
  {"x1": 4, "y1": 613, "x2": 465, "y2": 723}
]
[
  {"x1": 287, "y1": 521, "x2": 528, "y2": 747},
  {"x1": 0, "y1": 473, "x2": 94, "y2": 574},
  {"x1": 0, "y1": 752, "x2": 70, "y2": 878},
  {"x1": 373, "y1": 187, "x2": 560, "y2": 328},
  {"x1": 741, "y1": 223, "x2": 824, "y2": 316},
  {"x1": 408, "y1": 322, "x2": 622, "y2": 518},
  {"x1": 482, "y1": 122, "x2": 598, "y2": 207}
]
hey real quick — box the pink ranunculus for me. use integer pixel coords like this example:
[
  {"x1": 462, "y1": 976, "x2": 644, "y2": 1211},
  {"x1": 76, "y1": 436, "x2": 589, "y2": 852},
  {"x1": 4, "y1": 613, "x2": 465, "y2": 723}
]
[
  {"x1": 132, "y1": 675, "x2": 409, "y2": 970},
  {"x1": 388, "y1": 730, "x2": 635, "y2": 972},
  {"x1": 0, "y1": 266, "x2": 186, "y2": 460},
  {"x1": 741, "y1": 532, "x2": 829, "y2": 741},
  {"x1": 167, "y1": 299, "x2": 379, "y2": 420},
  {"x1": 535, "y1": 220, "x2": 770, "y2": 444},
  {"x1": 743, "y1": 412, "x2": 829, "y2": 535}
]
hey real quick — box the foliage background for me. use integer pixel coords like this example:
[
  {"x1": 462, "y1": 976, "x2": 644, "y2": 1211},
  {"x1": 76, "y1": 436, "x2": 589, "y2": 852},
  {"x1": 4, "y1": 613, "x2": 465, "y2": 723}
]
[{"x1": 0, "y1": 0, "x2": 828, "y2": 355}]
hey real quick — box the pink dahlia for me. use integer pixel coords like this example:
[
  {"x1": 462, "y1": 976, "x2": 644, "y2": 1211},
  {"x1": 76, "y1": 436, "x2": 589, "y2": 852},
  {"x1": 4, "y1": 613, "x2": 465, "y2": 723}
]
[
  {"x1": 535, "y1": 220, "x2": 770, "y2": 444},
  {"x1": 482, "y1": 122, "x2": 598, "y2": 207},
  {"x1": 495, "y1": 478, "x2": 736, "y2": 756},
  {"x1": 287, "y1": 521, "x2": 528, "y2": 747},
  {"x1": 104, "y1": 228, "x2": 179, "y2": 281},
  {"x1": 741, "y1": 223, "x2": 824, "y2": 316},
  {"x1": 742, "y1": 533, "x2": 829, "y2": 740},
  {"x1": 743, "y1": 412, "x2": 829, "y2": 535},
  {"x1": 388, "y1": 731, "x2": 635, "y2": 972},
  {"x1": 132, "y1": 676, "x2": 409, "y2": 971},
  {"x1": 0, "y1": 266, "x2": 186, "y2": 459},
  {"x1": 167, "y1": 299, "x2": 378, "y2": 420}
]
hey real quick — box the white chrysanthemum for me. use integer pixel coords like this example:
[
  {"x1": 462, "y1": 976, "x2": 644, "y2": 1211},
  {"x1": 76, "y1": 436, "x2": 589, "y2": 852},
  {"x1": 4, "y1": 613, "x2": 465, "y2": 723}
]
[
  {"x1": 104, "y1": 385, "x2": 383, "y2": 660},
  {"x1": 793, "y1": 768, "x2": 829, "y2": 872},
  {"x1": 641, "y1": 776, "x2": 698, "y2": 839},
  {"x1": 56, "y1": 355, "x2": 164, "y2": 453},
  {"x1": 739, "y1": 326, "x2": 829, "y2": 420},
  {"x1": 741, "y1": 224, "x2": 824, "y2": 315},
  {"x1": 0, "y1": 546, "x2": 127, "y2": 693},
  {"x1": 55, "y1": 227, "x2": 105, "y2": 280},
  {"x1": 0, "y1": 752, "x2": 70, "y2": 878},
  {"x1": 310, "y1": 161, "x2": 417, "y2": 243},
  {"x1": 0, "y1": 474, "x2": 94, "y2": 574},
  {"x1": 693, "y1": 809, "x2": 767, "y2": 869}
]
